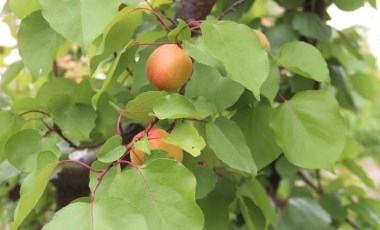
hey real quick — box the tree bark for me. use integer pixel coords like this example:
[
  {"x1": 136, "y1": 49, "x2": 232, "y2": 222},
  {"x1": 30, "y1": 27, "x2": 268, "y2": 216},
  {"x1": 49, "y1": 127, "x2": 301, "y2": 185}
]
[{"x1": 175, "y1": 0, "x2": 217, "y2": 22}]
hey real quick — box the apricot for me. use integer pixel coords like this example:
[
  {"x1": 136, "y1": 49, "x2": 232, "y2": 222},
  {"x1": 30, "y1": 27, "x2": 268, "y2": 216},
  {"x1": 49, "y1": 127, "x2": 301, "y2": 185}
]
[
  {"x1": 146, "y1": 44, "x2": 193, "y2": 91},
  {"x1": 130, "y1": 128, "x2": 183, "y2": 165},
  {"x1": 254, "y1": 30, "x2": 270, "y2": 51}
]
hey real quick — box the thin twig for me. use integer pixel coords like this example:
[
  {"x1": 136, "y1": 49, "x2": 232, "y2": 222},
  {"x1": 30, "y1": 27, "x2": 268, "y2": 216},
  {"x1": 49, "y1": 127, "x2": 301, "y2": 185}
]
[
  {"x1": 19, "y1": 110, "x2": 51, "y2": 117},
  {"x1": 345, "y1": 217, "x2": 359, "y2": 230},
  {"x1": 145, "y1": 117, "x2": 159, "y2": 133},
  {"x1": 315, "y1": 169, "x2": 323, "y2": 193},
  {"x1": 167, "y1": 120, "x2": 178, "y2": 133},
  {"x1": 218, "y1": 0, "x2": 246, "y2": 20},
  {"x1": 53, "y1": 124, "x2": 104, "y2": 150},
  {"x1": 59, "y1": 160, "x2": 103, "y2": 173},
  {"x1": 126, "y1": 68, "x2": 134, "y2": 77},
  {"x1": 183, "y1": 118, "x2": 208, "y2": 123},
  {"x1": 160, "y1": 9, "x2": 177, "y2": 27},
  {"x1": 298, "y1": 171, "x2": 322, "y2": 194},
  {"x1": 53, "y1": 61, "x2": 59, "y2": 77},
  {"x1": 299, "y1": 170, "x2": 359, "y2": 229},
  {"x1": 135, "y1": 7, "x2": 171, "y2": 32}
]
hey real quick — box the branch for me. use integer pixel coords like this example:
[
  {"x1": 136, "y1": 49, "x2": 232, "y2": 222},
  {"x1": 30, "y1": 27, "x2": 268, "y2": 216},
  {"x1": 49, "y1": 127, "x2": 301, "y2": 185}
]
[
  {"x1": 19, "y1": 110, "x2": 51, "y2": 117},
  {"x1": 218, "y1": 0, "x2": 246, "y2": 20},
  {"x1": 298, "y1": 171, "x2": 322, "y2": 194},
  {"x1": 345, "y1": 217, "x2": 359, "y2": 230},
  {"x1": 58, "y1": 160, "x2": 103, "y2": 173},
  {"x1": 298, "y1": 170, "x2": 359, "y2": 229},
  {"x1": 53, "y1": 124, "x2": 104, "y2": 150},
  {"x1": 175, "y1": 0, "x2": 216, "y2": 22}
]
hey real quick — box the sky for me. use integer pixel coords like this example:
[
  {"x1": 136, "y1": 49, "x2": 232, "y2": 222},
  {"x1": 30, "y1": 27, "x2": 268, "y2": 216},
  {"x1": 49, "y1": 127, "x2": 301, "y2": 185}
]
[{"x1": 0, "y1": 0, "x2": 379, "y2": 67}]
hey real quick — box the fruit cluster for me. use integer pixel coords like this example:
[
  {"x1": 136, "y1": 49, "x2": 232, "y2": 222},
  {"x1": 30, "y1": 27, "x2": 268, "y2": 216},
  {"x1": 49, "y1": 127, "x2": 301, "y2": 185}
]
[{"x1": 129, "y1": 29, "x2": 270, "y2": 165}]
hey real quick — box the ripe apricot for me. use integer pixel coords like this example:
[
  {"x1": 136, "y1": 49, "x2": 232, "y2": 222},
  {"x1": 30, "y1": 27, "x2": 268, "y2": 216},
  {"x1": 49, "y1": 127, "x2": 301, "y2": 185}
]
[
  {"x1": 254, "y1": 30, "x2": 270, "y2": 51},
  {"x1": 130, "y1": 128, "x2": 183, "y2": 165},
  {"x1": 146, "y1": 44, "x2": 193, "y2": 91}
]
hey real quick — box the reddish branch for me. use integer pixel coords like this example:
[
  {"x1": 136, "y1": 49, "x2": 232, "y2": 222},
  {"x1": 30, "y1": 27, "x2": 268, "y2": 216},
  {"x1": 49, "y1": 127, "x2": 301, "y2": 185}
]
[
  {"x1": 135, "y1": 7, "x2": 171, "y2": 32},
  {"x1": 58, "y1": 160, "x2": 103, "y2": 173}
]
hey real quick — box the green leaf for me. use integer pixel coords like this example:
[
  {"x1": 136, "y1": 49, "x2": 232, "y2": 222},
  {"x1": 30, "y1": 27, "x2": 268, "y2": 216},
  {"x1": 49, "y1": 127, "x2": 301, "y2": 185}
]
[
  {"x1": 131, "y1": 46, "x2": 156, "y2": 93},
  {"x1": 164, "y1": 122, "x2": 206, "y2": 157},
  {"x1": 49, "y1": 95, "x2": 97, "y2": 141},
  {"x1": 329, "y1": 64, "x2": 356, "y2": 110},
  {"x1": 110, "y1": 158, "x2": 204, "y2": 230},
  {"x1": 338, "y1": 136, "x2": 360, "y2": 160},
  {"x1": 261, "y1": 62, "x2": 280, "y2": 104},
  {"x1": 97, "y1": 136, "x2": 126, "y2": 163},
  {"x1": 291, "y1": 12, "x2": 331, "y2": 41},
  {"x1": 350, "y1": 73, "x2": 379, "y2": 101},
  {"x1": 11, "y1": 97, "x2": 44, "y2": 114},
  {"x1": 5, "y1": 129, "x2": 59, "y2": 172},
  {"x1": 343, "y1": 158, "x2": 375, "y2": 189},
  {"x1": 233, "y1": 105, "x2": 282, "y2": 170},
  {"x1": 10, "y1": 162, "x2": 57, "y2": 230},
  {"x1": 275, "y1": 156, "x2": 299, "y2": 178},
  {"x1": 206, "y1": 117, "x2": 257, "y2": 174},
  {"x1": 238, "y1": 196, "x2": 266, "y2": 230},
  {"x1": 239, "y1": 178, "x2": 277, "y2": 226},
  {"x1": 36, "y1": 78, "x2": 77, "y2": 106},
  {"x1": 186, "y1": 63, "x2": 244, "y2": 111},
  {"x1": 368, "y1": 0, "x2": 377, "y2": 8},
  {"x1": 191, "y1": 97, "x2": 217, "y2": 118},
  {"x1": 153, "y1": 94, "x2": 201, "y2": 120},
  {"x1": 0, "y1": 112, "x2": 24, "y2": 161},
  {"x1": 201, "y1": 20, "x2": 269, "y2": 99},
  {"x1": 90, "y1": 7, "x2": 143, "y2": 71},
  {"x1": 9, "y1": 0, "x2": 40, "y2": 19},
  {"x1": 198, "y1": 183, "x2": 230, "y2": 230},
  {"x1": 133, "y1": 135, "x2": 151, "y2": 155},
  {"x1": 18, "y1": 11, "x2": 64, "y2": 76},
  {"x1": 91, "y1": 92, "x2": 119, "y2": 139},
  {"x1": 124, "y1": 91, "x2": 167, "y2": 123},
  {"x1": 275, "y1": 0, "x2": 304, "y2": 9},
  {"x1": 40, "y1": 0, "x2": 120, "y2": 51},
  {"x1": 0, "y1": 61, "x2": 24, "y2": 89},
  {"x1": 43, "y1": 198, "x2": 147, "y2": 230},
  {"x1": 332, "y1": 0, "x2": 365, "y2": 11},
  {"x1": 89, "y1": 161, "x2": 119, "y2": 201},
  {"x1": 277, "y1": 198, "x2": 331, "y2": 230},
  {"x1": 264, "y1": 24, "x2": 298, "y2": 53},
  {"x1": 92, "y1": 42, "x2": 138, "y2": 107},
  {"x1": 277, "y1": 42, "x2": 330, "y2": 83},
  {"x1": 182, "y1": 38, "x2": 225, "y2": 75},
  {"x1": 349, "y1": 198, "x2": 380, "y2": 228},
  {"x1": 319, "y1": 193, "x2": 346, "y2": 222},
  {"x1": 151, "y1": 0, "x2": 171, "y2": 8},
  {"x1": 270, "y1": 90, "x2": 347, "y2": 170},
  {"x1": 72, "y1": 79, "x2": 95, "y2": 105},
  {"x1": 168, "y1": 19, "x2": 191, "y2": 41},
  {"x1": 193, "y1": 168, "x2": 217, "y2": 200}
]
